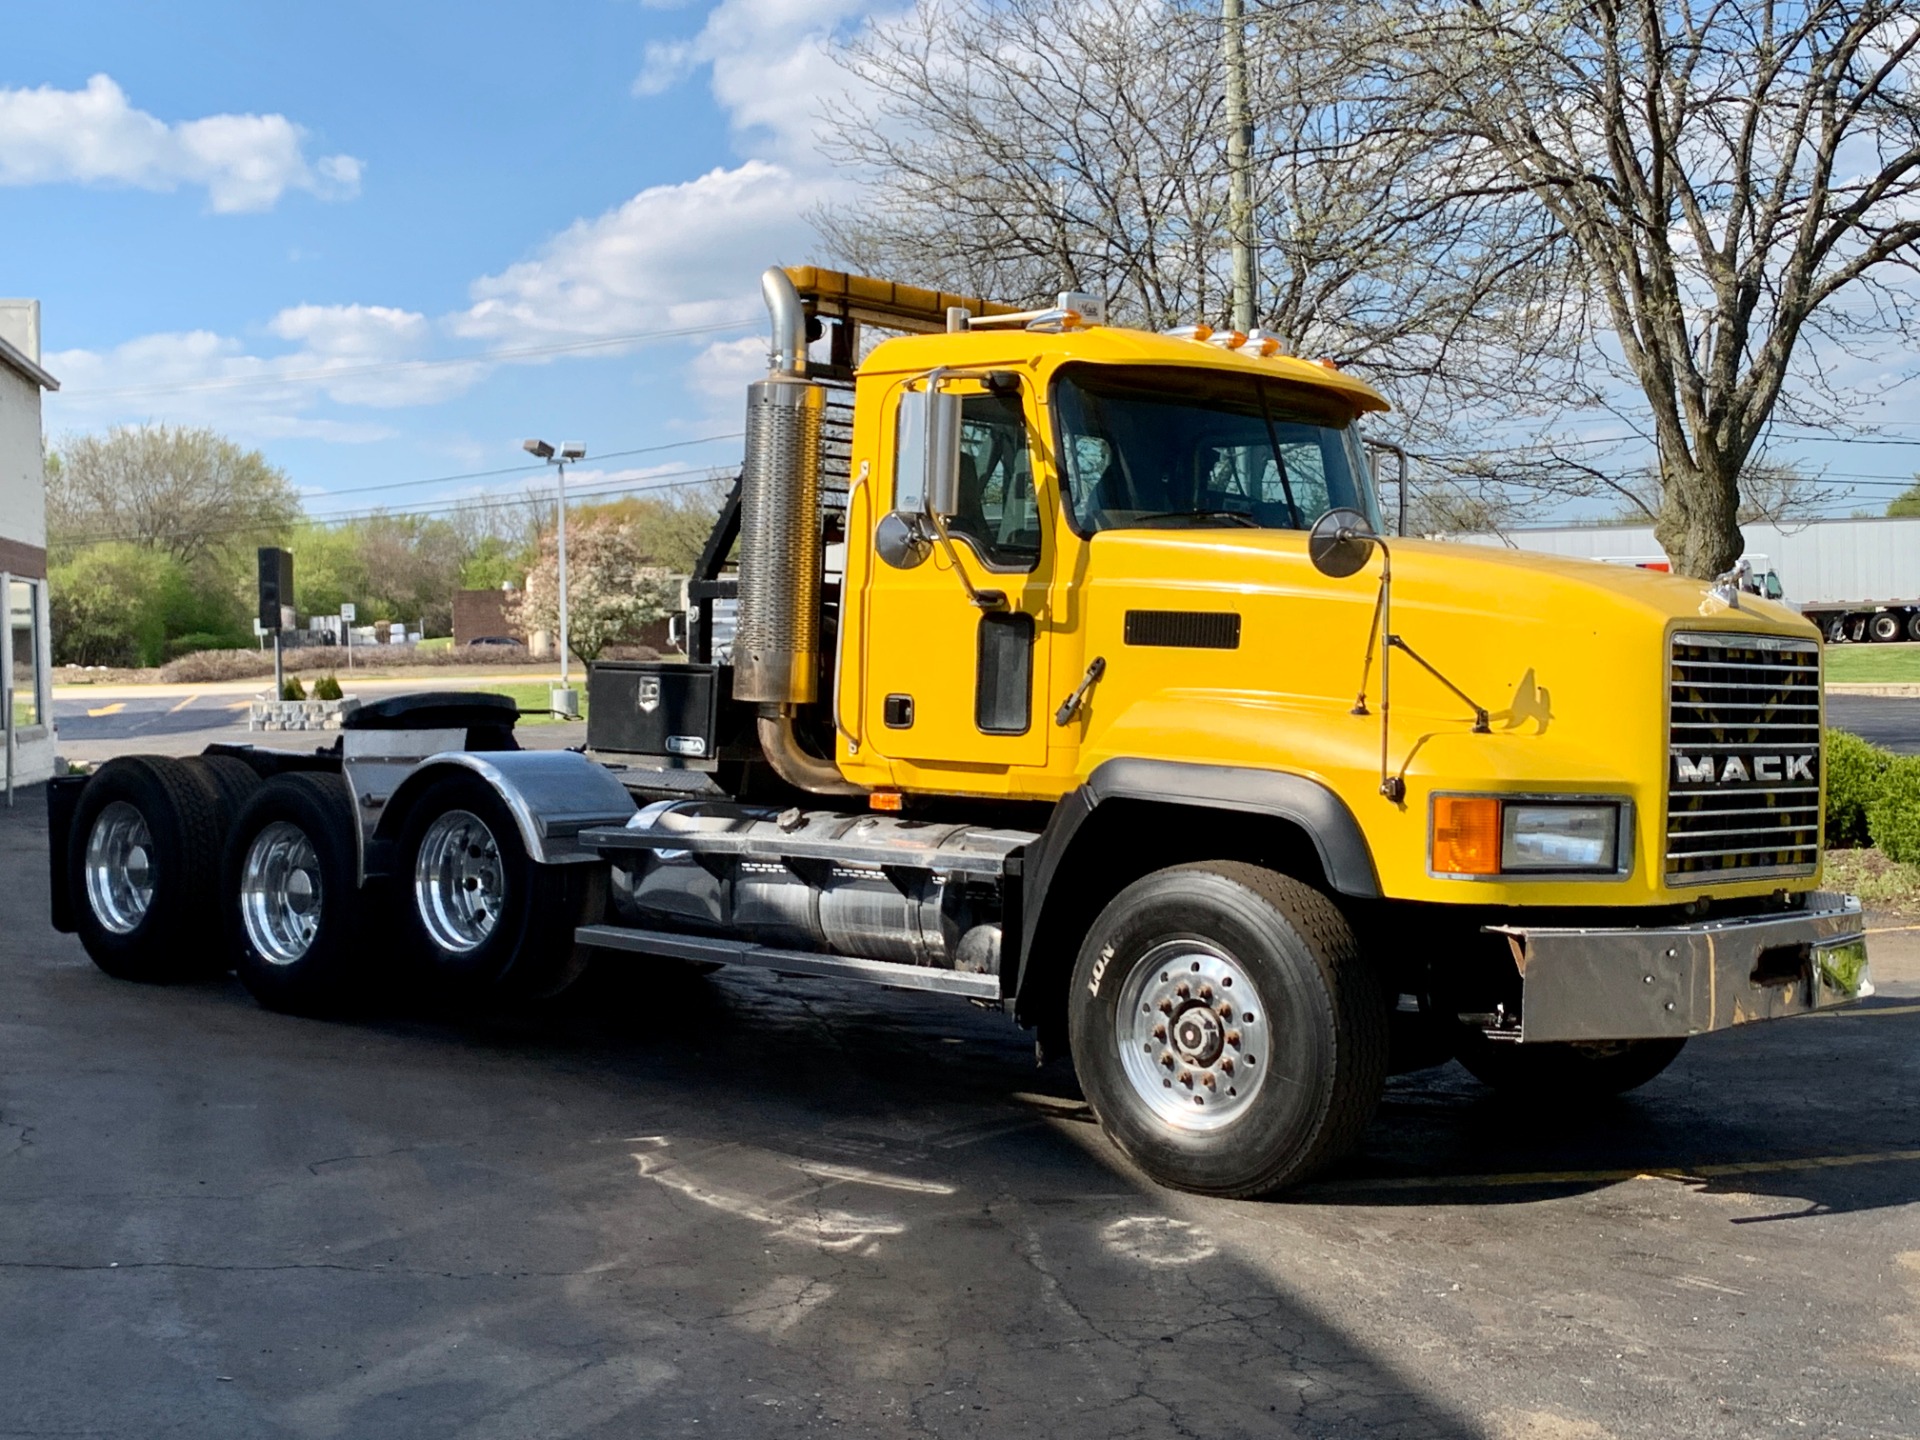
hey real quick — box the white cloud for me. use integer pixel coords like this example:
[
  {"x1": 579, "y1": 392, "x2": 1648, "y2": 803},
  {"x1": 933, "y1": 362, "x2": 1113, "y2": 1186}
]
[
  {"x1": 0, "y1": 74, "x2": 361, "y2": 212},
  {"x1": 268, "y1": 304, "x2": 431, "y2": 357},
  {"x1": 45, "y1": 302, "x2": 480, "y2": 443},
  {"x1": 631, "y1": 0, "x2": 885, "y2": 160},
  {"x1": 454, "y1": 160, "x2": 837, "y2": 344}
]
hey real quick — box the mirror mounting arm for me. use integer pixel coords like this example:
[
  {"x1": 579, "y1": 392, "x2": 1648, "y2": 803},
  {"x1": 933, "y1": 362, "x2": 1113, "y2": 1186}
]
[{"x1": 925, "y1": 509, "x2": 1008, "y2": 610}]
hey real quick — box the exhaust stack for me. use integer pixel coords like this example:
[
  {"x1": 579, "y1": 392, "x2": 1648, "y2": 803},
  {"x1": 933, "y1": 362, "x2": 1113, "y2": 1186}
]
[
  {"x1": 733, "y1": 267, "x2": 827, "y2": 706},
  {"x1": 734, "y1": 267, "x2": 862, "y2": 796}
]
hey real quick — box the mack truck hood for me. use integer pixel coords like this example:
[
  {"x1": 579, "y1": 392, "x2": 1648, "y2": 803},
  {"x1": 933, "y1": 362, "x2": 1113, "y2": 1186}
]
[{"x1": 1075, "y1": 528, "x2": 1821, "y2": 907}]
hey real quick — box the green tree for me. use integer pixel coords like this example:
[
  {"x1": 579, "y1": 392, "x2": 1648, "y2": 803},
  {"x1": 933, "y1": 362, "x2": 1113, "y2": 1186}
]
[
  {"x1": 1889, "y1": 480, "x2": 1920, "y2": 519},
  {"x1": 47, "y1": 544, "x2": 186, "y2": 667}
]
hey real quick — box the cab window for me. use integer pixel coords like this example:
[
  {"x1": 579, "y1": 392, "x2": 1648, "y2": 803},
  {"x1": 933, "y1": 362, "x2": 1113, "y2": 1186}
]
[{"x1": 946, "y1": 392, "x2": 1041, "y2": 571}]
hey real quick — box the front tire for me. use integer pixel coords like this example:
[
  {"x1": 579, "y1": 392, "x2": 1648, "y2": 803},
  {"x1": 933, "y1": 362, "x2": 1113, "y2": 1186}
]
[
  {"x1": 398, "y1": 772, "x2": 603, "y2": 1000},
  {"x1": 1068, "y1": 862, "x2": 1388, "y2": 1198},
  {"x1": 1453, "y1": 1033, "x2": 1686, "y2": 1099},
  {"x1": 225, "y1": 774, "x2": 366, "y2": 1015}
]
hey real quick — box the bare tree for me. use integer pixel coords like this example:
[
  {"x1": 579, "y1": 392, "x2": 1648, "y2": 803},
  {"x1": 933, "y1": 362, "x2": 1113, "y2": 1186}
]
[
  {"x1": 46, "y1": 424, "x2": 300, "y2": 566},
  {"x1": 1385, "y1": 0, "x2": 1920, "y2": 575},
  {"x1": 817, "y1": 0, "x2": 1579, "y2": 456}
]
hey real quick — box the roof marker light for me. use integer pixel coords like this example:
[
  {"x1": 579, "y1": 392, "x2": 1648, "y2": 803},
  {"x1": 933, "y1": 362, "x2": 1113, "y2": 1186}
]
[
  {"x1": 1208, "y1": 330, "x2": 1250, "y2": 350},
  {"x1": 1163, "y1": 324, "x2": 1214, "y2": 342},
  {"x1": 1245, "y1": 329, "x2": 1281, "y2": 357}
]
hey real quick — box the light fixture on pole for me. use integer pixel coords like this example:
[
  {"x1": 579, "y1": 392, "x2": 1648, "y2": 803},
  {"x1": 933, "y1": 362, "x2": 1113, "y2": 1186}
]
[{"x1": 523, "y1": 438, "x2": 587, "y2": 718}]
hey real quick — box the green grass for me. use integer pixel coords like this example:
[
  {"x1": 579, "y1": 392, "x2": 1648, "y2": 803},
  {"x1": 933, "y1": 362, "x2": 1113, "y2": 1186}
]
[
  {"x1": 415, "y1": 636, "x2": 454, "y2": 653},
  {"x1": 1822, "y1": 847, "x2": 1920, "y2": 918},
  {"x1": 475, "y1": 680, "x2": 588, "y2": 725},
  {"x1": 1825, "y1": 643, "x2": 1920, "y2": 684}
]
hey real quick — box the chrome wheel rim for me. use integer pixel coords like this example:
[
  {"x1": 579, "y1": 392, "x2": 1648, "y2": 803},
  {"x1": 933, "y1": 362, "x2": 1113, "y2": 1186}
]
[
  {"x1": 1115, "y1": 940, "x2": 1268, "y2": 1132},
  {"x1": 241, "y1": 821, "x2": 324, "y2": 966},
  {"x1": 414, "y1": 809, "x2": 504, "y2": 954},
  {"x1": 84, "y1": 801, "x2": 155, "y2": 934}
]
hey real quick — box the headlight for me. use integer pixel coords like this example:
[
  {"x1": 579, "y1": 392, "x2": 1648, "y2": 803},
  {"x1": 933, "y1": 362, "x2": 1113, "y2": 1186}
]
[
  {"x1": 1501, "y1": 804, "x2": 1620, "y2": 872},
  {"x1": 1431, "y1": 796, "x2": 1626, "y2": 877}
]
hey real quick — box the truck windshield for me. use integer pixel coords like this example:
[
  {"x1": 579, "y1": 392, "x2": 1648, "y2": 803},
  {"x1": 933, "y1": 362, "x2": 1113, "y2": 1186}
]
[{"x1": 1052, "y1": 364, "x2": 1382, "y2": 536}]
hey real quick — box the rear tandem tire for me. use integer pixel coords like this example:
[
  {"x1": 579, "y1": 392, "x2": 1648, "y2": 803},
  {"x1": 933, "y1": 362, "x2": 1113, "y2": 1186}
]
[
  {"x1": 1067, "y1": 861, "x2": 1388, "y2": 1198},
  {"x1": 67, "y1": 756, "x2": 227, "y2": 982},
  {"x1": 183, "y1": 754, "x2": 263, "y2": 832},
  {"x1": 397, "y1": 771, "x2": 604, "y2": 1002},
  {"x1": 1452, "y1": 1033, "x2": 1686, "y2": 1100},
  {"x1": 225, "y1": 773, "x2": 368, "y2": 1015}
]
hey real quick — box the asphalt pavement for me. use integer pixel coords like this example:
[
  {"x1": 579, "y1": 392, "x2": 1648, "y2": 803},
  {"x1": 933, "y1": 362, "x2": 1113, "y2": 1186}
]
[
  {"x1": 1828, "y1": 694, "x2": 1920, "y2": 754},
  {"x1": 4, "y1": 795, "x2": 1919, "y2": 1438}
]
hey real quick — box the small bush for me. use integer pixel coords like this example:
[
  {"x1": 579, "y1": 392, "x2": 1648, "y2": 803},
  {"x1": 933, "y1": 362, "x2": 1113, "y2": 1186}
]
[
  {"x1": 312, "y1": 674, "x2": 344, "y2": 701},
  {"x1": 1866, "y1": 756, "x2": 1920, "y2": 865},
  {"x1": 280, "y1": 676, "x2": 307, "y2": 701},
  {"x1": 165, "y1": 630, "x2": 251, "y2": 660},
  {"x1": 1825, "y1": 729, "x2": 1895, "y2": 846}
]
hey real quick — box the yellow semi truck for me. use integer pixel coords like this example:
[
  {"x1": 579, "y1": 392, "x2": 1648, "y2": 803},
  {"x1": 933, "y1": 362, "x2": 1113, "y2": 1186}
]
[{"x1": 47, "y1": 267, "x2": 1872, "y2": 1197}]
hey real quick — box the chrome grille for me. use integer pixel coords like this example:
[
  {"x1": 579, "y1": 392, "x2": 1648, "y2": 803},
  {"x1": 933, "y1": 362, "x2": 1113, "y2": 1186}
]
[{"x1": 1666, "y1": 632, "x2": 1821, "y2": 883}]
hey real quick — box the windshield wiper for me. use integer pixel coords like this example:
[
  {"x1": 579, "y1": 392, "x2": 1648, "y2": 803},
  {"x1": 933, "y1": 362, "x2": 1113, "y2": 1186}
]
[{"x1": 1131, "y1": 509, "x2": 1262, "y2": 528}]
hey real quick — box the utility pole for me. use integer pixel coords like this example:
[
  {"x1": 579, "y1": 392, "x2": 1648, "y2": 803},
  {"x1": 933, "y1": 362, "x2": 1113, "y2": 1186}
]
[{"x1": 1223, "y1": 0, "x2": 1257, "y2": 333}]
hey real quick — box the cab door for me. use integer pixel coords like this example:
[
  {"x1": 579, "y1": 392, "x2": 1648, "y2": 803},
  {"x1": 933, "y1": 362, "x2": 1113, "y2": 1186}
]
[{"x1": 862, "y1": 381, "x2": 1052, "y2": 774}]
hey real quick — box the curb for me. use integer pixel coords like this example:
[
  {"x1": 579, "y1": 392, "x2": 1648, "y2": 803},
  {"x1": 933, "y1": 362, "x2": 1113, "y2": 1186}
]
[{"x1": 1827, "y1": 683, "x2": 1920, "y2": 698}]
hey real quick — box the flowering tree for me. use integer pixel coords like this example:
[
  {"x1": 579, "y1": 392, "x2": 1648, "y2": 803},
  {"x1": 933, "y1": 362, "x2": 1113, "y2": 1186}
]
[{"x1": 508, "y1": 512, "x2": 677, "y2": 663}]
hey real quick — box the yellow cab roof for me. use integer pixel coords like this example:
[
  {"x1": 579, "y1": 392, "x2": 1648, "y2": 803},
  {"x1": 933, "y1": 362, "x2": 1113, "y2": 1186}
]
[{"x1": 856, "y1": 323, "x2": 1392, "y2": 418}]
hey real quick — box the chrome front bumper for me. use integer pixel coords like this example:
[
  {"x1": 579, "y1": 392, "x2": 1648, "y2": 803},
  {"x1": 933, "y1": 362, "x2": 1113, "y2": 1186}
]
[{"x1": 1491, "y1": 893, "x2": 1872, "y2": 1044}]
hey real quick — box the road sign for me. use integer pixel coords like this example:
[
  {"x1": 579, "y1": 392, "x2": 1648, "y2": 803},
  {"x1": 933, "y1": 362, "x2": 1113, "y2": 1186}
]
[{"x1": 340, "y1": 602, "x2": 356, "y2": 622}]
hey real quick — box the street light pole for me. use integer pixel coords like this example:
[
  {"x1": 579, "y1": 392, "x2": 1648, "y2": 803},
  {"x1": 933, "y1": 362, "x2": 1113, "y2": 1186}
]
[{"x1": 523, "y1": 439, "x2": 587, "y2": 716}]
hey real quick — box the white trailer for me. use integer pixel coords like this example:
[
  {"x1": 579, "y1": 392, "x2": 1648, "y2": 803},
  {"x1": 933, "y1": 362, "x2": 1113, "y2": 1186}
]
[{"x1": 1455, "y1": 517, "x2": 1920, "y2": 642}]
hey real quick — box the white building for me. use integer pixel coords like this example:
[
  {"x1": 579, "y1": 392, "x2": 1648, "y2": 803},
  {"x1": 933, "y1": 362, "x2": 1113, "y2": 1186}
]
[{"x1": 0, "y1": 299, "x2": 59, "y2": 793}]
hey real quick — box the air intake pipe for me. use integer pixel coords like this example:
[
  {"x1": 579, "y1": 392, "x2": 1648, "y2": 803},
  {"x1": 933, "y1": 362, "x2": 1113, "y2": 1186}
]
[{"x1": 735, "y1": 267, "x2": 863, "y2": 796}]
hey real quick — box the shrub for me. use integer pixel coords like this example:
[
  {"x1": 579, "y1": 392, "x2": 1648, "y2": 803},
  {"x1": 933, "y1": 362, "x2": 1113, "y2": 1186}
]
[
  {"x1": 311, "y1": 674, "x2": 344, "y2": 701},
  {"x1": 1867, "y1": 756, "x2": 1920, "y2": 865},
  {"x1": 157, "y1": 648, "x2": 275, "y2": 684},
  {"x1": 165, "y1": 630, "x2": 251, "y2": 660},
  {"x1": 280, "y1": 676, "x2": 307, "y2": 701},
  {"x1": 1825, "y1": 729, "x2": 1894, "y2": 847}
]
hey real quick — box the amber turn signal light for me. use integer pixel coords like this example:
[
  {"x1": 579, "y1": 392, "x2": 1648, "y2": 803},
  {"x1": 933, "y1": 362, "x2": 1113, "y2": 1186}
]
[{"x1": 1432, "y1": 796, "x2": 1501, "y2": 876}]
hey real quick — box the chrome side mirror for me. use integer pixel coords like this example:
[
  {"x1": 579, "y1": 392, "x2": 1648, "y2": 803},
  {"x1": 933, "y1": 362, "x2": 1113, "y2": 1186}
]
[
  {"x1": 1308, "y1": 507, "x2": 1379, "y2": 579},
  {"x1": 894, "y1": 384, "x2": 964, "y2": 519},
  {"x1": 924, "y1": 388, "x2": 963, "y2": 518},
  {"x1": 875, "y1": 511, "x2": 932, "y2": 569}
]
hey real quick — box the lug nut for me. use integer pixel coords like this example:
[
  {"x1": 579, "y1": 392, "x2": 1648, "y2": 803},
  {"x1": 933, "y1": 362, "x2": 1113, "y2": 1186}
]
[
  {"x1": 1200, "y1": 1073, "x2": 1216, "y2": 1090},
  {"x1": 1198, "y1": 984, "x2": 1213, "y2": 1001},
  {"x1": 1158, "y1": 998, "x2": 1174, "y2": 1014},
  {"x1": 1217, "y1": 1002, "x2": 1234, "y2": 1019},
  {"x1": 1178, "y1": 1070, "x2": 1193, "y2": 1087},
  {"x1": 1227, "y1": 1030, "x2": 1241, "y2": 1048},
  {"x1": 1152, "y1": 1023, "x2": 1167, "y2": 1041},
  {"x1": 1221, "y1": 1057, "x2": 1234, "y2": 1075},
  {"x1": 1175, "y1": 982, "x2": 1191, "y2": 999},
  {"x1": 1161, "y1": 1051, "x2": 1175, "y2": 1069}
]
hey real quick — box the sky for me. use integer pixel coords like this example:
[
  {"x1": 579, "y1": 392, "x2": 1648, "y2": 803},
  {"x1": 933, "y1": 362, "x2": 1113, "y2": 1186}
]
[
  {"x1": 2, "y1": 0, "x2": 1916, "y2": 532},
  {"x1": 0, "y1": 0, "x2": 880, "y2": 524}
]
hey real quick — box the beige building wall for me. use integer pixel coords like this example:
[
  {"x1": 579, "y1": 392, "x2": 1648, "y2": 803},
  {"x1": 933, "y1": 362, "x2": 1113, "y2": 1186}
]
[{"x1": 0, "y1": 298, "x2": 58, "y2": 790}]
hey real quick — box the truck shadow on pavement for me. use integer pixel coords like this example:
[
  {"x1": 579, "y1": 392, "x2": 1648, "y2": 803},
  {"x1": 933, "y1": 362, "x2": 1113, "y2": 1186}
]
[{"x1": 9, "y1": 790, "x2": 1918, "y2": 1437}]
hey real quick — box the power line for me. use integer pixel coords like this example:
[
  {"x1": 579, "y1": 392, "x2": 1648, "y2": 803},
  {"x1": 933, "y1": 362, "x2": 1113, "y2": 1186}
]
[
  {"x1": 294, "y1": 433, "x2": 744, "y2": 502},
  {"x1": 58, "y1": 466, "x2": 737, "y2": 550},
  {"x1": 60, "y1": 318, "x2": 762, "y2": 401}
]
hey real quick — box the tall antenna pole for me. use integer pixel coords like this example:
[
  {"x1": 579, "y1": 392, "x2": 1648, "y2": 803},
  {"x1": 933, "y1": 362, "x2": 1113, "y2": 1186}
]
[{"x1": 1223, "y1": 0, "x2": 1257, "y2": 332}]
